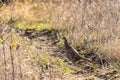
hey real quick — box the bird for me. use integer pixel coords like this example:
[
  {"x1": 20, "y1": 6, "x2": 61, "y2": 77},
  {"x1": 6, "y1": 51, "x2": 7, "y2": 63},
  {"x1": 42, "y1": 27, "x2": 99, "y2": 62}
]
[{"x1": 62, "y1": 36, "x2": 92, "y2": 63}]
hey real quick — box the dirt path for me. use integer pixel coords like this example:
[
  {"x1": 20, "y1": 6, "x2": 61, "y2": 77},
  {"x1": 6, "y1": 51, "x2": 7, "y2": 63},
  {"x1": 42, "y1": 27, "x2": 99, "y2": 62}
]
[{"x1": 0, "y1": 29, "x2": 120, "y2": 80}]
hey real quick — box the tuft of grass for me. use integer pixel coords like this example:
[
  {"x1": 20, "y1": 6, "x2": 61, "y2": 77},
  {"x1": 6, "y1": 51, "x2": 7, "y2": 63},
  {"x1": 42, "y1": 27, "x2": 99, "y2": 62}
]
[
  {"x1": 53, "y1": 58, "x2": 75, "y2": 73},
  {"x1": 37, "y1": 54, "x2": 75, "y2": 73},
  {"x1": 12, "y1": 21, "x2": 51, "y2": 31}
]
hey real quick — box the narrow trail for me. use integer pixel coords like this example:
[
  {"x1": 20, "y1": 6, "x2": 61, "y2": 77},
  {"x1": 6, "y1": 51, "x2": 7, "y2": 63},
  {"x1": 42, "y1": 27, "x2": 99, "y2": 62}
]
[
  {"x1": 23, "y1": 35, "x2": 119, "y2": 80},
  {"x1": 0, "y1": 28, "x2": 120, "y2": 80}
]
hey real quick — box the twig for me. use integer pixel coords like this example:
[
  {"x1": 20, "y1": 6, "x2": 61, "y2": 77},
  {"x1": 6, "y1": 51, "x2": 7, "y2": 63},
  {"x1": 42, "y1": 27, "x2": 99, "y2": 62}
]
[
  {"x1": 17, "y1": 50, "x2": 23, "y2": 80},
  {"x1": 0, "y1": 0, "x2": 5, "y2": 5},
  {"x1": 1, "y1": 36, "x2": 7, "y2": 80},
  {"x1": 10, "y1": 33, "x2": 15, "y2": 80}
]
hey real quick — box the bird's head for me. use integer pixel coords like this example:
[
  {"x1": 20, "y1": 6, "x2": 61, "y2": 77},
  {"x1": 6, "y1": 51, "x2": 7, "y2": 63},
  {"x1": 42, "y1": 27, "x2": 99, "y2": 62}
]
[
  {"x1": 62, "y1": 36, "x2": 68, "y2": 44},
  {"x1": 62, "y1": 36, "x2": 67, "y2": 41}
]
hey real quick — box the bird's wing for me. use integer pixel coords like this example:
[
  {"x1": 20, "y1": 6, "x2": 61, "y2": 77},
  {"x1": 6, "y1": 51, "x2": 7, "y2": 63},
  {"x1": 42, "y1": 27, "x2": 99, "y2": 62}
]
[{"x1": 70, "y1": 46, "x2": 92, "y2": 62}]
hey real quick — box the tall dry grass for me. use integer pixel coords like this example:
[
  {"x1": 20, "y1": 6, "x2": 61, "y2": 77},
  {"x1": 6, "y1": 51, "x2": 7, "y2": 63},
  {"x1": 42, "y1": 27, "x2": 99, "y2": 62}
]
[
  {"x1": 0, "y1": 0, "x2": 120, "y2": 59},
  {"x1": 0, "y1": 0, "x2": 120, "y2": 80}
]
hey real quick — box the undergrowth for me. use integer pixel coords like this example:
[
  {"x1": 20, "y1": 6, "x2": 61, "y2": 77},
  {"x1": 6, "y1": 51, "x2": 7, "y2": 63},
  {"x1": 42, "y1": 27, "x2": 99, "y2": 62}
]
[
  {"x1": 0, "y1": 0, "x2": 120, "y2": 79},
  {"x1": 12, "y1": 21, "x2": 51, "y2": 31}
]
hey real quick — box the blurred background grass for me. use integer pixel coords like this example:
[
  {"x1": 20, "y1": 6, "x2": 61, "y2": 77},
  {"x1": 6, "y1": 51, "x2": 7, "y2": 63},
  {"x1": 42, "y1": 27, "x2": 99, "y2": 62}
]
[{"x1": 1, "y1": 0, "x2": 119, "y2": 59}]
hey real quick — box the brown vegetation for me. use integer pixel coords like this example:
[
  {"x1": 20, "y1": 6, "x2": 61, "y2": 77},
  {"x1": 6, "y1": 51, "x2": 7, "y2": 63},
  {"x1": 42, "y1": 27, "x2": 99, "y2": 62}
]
[{"x1": 0, "y1": 0, "x2": 120, "y2": 80}]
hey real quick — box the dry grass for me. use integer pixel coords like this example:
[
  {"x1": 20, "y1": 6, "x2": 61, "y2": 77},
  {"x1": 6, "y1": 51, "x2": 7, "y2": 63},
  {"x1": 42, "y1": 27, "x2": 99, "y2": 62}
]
[
  {"x1": 0, "y1": 0, "x2": 120, "y2": 79},
  {"x1": 1, "y1": 0, "x2": 120, "y2": 58},
  {"x1": 0, "y1": 29, "x2": 76, "y2": 80}
]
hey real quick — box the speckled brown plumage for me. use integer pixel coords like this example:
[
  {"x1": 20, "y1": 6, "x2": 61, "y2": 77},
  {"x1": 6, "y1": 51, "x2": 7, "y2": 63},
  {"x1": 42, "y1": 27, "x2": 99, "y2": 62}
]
[{"x1": 63, "y1": 36, "x2": 92, "y2": 63}]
